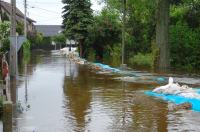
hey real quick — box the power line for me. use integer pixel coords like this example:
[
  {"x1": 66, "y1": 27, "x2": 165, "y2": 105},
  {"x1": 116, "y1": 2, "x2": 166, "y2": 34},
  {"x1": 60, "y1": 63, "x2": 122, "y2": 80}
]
[
  {"x1": 27, "y1": 11, "x2": 55, "y2": 17},
  {"x1": 14, "y1": 0, "x2": 62, "y2": 4},
  {"x1": 27, "y1": 6, "x2": 61, "y2": 14},
  {"x1": 27, "y1": 1, "x2": 62, "y2": 5},
  {"x1": 28, "y1": 0, "x2": 61, "y2": 4},
  {"x1": 28, "y1": 12, "x2": 62, "y2": 20},
  {"x1": 14, "y1": 0, "x2": 62, "y2": 14},
  {"x1": 4, "y1": 0, "x2": 63, "y2": 15},
  {"x1": 36, "y1": 16, "x2": 62, "y2": 22}
]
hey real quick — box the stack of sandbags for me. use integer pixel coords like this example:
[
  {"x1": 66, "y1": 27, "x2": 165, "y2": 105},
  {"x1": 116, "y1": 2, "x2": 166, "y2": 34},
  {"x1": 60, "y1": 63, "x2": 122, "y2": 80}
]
[{"x1": 153, "y1": 77, "x2": 200, "y2": 99}]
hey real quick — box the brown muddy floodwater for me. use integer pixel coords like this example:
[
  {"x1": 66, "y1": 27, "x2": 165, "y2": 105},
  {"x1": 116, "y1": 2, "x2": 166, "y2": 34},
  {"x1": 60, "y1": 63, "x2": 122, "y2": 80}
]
[{"x1": 12, "y1": 50, "x2": 200, "y2": 132}]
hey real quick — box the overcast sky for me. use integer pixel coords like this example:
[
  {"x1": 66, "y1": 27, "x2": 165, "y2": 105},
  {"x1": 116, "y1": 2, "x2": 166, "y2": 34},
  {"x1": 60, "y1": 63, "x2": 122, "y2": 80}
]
[{"x1": 3, "y1": 0, "x2": 104, "y2": 25}]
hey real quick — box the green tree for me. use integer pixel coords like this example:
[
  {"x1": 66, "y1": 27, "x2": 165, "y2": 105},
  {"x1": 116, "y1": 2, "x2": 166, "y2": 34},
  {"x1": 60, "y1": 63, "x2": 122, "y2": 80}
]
[
  {"x1": 0, "y1": 21, "x2": 10, "y2": 52},
  {"x1": 104, "y1": 0, "x2": 170, "y2": 70},
  {"x1": 0, "y1": 21, "x2": 10, "y2": 41},
  {"x1": 102, "y1": 0, "x2": 156, "y2": 59},
  {"x1": 155, "y1": 0, "x2": 183, "y2": 70},
  {"x1": 98, "y1": 0, "x2": 200, "y2": 71},
  {"x1": 62, "y1": 0, "x2": 93, "y2": 57},
  {"x1": 155, "y1": 0, "x2": 170, "y2": 70},
  {"x1": 169, "y1": 0, "x2": 200, "y2": 70},
  {"x1": 52, "y1": 33, "x2": 66, "y2": 44},
  {"x1": 28, "y1": 32, "x2": 44, "y2": 49},
  {"x1": 87, "y1": 9, "x2": 121, "y2": 58},
  {"x1": 16, "y1": 22, "x2": 24, "y2": 35}
]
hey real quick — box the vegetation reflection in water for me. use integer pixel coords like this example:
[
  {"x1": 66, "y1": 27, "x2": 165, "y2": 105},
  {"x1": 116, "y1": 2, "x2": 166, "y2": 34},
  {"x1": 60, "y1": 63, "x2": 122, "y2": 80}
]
[
  {"x1": 12, "y1": 51, "x2": 200, "y2": 132},
  {"x1": 63, "y1": 63, "x2": 169, "y2": 131}
]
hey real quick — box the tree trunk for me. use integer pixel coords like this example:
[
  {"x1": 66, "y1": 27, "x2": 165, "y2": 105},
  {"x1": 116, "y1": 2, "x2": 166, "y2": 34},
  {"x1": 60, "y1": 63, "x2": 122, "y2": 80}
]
[
  {"x1": 156, "y1": 0, "x2": 170, "y2": 70},
  {"x1": 0, "y1": 40, "x2": 2, "y2": 48},
  {"x1": 79, "y1": 41, "x2": 83, "y2": 58}
]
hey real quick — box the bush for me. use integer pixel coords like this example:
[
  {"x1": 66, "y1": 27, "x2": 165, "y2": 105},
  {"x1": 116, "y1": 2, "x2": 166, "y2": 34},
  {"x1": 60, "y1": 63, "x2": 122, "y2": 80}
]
[
  {"x1": 29, "y1": 32, "x2": 45, "y2": 49},
  {"x1": 16, "y1": 22, "x2": 24, "y2": 35},
  {"x1": 52, "y1": 33, "x2": 65, "y2": 44},
  {"x1": 106, "y1": 44, "x2": 121, "y2": 66},
  {"x1": 170, "y1": 24, "x2": 200, "y2": 70},
  {"x1": 87, "y1": 48, "x2": 96, "y2": 62},
  {"x1": 0, "y1": 38, "x2": 10, "y2": 52},
  {"x1": 129, "y1": 53, "x2": 154, "y2": 67},
  {"x1": 0, "y1": 21, "x2": 10, "y2": 52},
  {"x1": 23, "y1": 40, "x2": 31, "y2": 63}
]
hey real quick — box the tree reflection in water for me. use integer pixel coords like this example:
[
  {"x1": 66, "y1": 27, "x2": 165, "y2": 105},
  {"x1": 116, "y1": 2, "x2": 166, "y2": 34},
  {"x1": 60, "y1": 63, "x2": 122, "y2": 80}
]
[{"x1": 63, "y1": 61, "x2": 91, "y2": 131}]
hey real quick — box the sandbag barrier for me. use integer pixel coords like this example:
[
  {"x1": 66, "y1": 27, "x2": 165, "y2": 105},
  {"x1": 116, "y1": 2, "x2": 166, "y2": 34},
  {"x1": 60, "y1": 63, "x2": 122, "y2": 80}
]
[
  {"x1": 145, "y1": 90, "x2": 200, "y2": 111},
  {"x1": 59, "y1": 48, "x2": 168, "y2": 83},
  {"x1": 65, "y1": 54, "x2": 168, "y2": 84},
  {"x1": 61, "y1": 51, "x2": 200, "y2": 111},
  {"x1": 60, "y1": 48, "x2": 168, "y2": 84},
  {"x1": 145, "y1": 77, "x2": 200, "y2": 112}
]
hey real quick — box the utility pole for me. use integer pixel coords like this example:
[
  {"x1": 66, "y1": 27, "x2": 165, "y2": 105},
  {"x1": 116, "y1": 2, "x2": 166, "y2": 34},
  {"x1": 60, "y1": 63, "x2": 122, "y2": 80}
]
[
  {"x1": 10, "y1": 0, "x2": 17, "y2": 77},
  {"x1": 24, "y1": 0, "x2": 27, "y2": 37},
  {"x1": 24, "y1": 0, "x2": 28, "y2": 108},
  {"x1": 121, "y1": 0, "x2": 127, "y2": 69},
  {"x1": 0, "y1": 0, "x2": 2, "y2": 47},
  {"x1": 0, "y1": 0, "x2": 2, "y2": 22}
]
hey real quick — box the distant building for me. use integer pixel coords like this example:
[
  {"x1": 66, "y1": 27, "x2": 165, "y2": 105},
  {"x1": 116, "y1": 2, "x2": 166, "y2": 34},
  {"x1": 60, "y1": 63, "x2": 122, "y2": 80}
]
[
  {"x1": 0, "y1": 1, "x2": 36, "y2": 33},
  {"x1": 36, "y1": 25, "x2": 63, "y2": 37}
]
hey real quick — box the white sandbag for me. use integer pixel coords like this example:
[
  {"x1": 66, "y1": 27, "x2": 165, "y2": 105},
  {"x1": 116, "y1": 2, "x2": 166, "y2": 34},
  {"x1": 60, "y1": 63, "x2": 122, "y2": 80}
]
[{"x1": 153, "y1": 77, "x2": 200, "y2": 99}]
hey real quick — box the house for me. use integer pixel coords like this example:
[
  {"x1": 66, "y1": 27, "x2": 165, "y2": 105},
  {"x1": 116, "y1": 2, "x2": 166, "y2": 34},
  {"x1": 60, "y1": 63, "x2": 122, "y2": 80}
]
[
  {"x1": 0, "y1": 1, "x2": 36, "y2": 34},
  {"x1": 36, "y1": 25, "x2": 63, "y2": 37}
]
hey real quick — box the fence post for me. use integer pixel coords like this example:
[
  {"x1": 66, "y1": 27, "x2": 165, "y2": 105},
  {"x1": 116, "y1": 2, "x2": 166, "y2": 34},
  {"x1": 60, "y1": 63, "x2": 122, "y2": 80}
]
[{"x1": 3, "y1": 101, "x2": 13, "y2": 132}]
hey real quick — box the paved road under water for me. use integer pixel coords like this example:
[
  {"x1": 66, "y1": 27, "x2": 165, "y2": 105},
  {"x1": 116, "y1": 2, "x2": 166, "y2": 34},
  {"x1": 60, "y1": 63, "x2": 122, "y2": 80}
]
[{"x1": 12, "y1": 50, "x2": 200, "y2": 132}]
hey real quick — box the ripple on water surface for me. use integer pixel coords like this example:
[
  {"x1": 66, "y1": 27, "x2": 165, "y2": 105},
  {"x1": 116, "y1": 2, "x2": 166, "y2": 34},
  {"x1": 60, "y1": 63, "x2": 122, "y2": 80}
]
[{"x1": 11, "y1": 50, "x2": 200, "y2": 132}]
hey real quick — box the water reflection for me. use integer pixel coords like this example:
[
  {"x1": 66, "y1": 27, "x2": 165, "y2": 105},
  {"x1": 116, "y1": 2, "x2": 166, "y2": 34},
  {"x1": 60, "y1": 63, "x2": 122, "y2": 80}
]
[
  {"x1": 10, "y1": 77, "x2": 17, "y2": 104},
  {"x1": 63, "y1": 64, "x2": 169, "y2": 131},
  {"x1": 11, "y1": 50, "x2": 200, "y2": 132},
  {"x1": 63, "y1": 64, "x2": 91, "y2": 131},
  {"x1": 167, "y1": 110, "x2": 200, "y2": 131}
]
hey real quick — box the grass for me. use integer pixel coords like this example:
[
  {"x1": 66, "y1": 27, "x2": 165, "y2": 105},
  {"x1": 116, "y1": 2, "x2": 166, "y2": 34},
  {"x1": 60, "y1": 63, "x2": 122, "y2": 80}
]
[{"x1": 129, "y1": 53, "x2": 154, "y2": 67}]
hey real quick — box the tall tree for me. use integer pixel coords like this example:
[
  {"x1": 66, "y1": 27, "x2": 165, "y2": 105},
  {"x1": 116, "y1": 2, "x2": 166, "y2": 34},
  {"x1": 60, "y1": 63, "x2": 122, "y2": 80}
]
[
  {"x1": 156, "y1": 0, "x2": 170, "y2": 70},
  {"x1": 62, "y1": 0, "x2": 93, "y2": 57}
]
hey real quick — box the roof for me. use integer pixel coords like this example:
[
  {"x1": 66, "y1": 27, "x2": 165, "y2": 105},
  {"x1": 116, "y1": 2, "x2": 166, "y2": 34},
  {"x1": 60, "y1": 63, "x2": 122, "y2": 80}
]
[
  {"x1": 36, "y1": 25, "x2": 63, "y2": 37},
  {"x1": 0, "y1": 1, "x2": 35, "y2": 23}
]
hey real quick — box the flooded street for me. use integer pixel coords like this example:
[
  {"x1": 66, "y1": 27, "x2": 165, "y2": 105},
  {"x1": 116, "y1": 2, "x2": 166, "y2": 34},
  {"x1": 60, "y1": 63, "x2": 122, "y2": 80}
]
[{"x1": 12, "y1": 51, "x2": 200, "y2": 132}]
